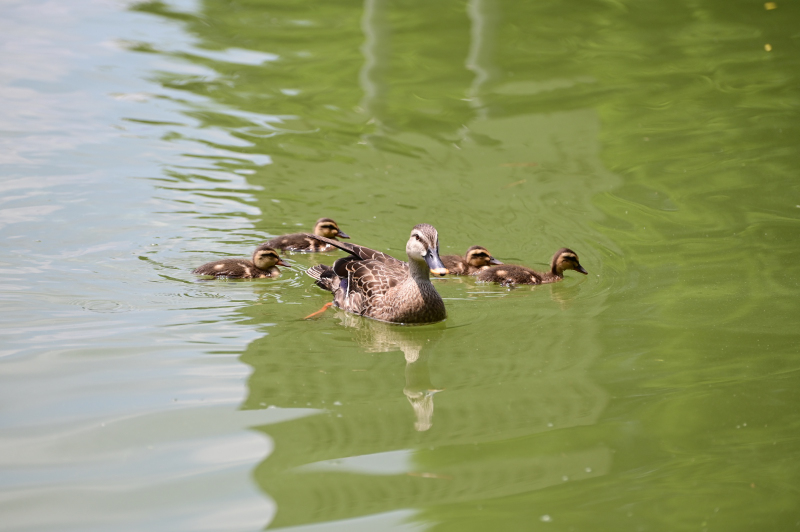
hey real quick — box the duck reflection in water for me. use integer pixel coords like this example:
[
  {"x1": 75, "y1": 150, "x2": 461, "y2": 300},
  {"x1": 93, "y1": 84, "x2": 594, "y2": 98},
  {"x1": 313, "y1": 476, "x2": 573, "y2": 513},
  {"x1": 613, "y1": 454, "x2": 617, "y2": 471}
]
[{"x1": 337, "y1": 313, "x2": 444, "y2": 431}]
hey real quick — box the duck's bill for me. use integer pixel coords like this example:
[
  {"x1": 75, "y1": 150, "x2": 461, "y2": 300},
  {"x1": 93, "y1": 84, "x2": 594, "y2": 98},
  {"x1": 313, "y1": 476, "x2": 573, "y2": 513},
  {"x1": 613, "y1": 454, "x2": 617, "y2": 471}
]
[
  {"x1": 425, "y1": 252, "x2": 449, "y2": 276},
  {"x1": 575, "y1": 264, "x2": 588, "y2": 274},
  {"x1": 337, "y1": 232, "x2": 351, "y2": 239},
  {"x1": 489, "y1": 257, "x2": 503, "y2": 265},
  {"x1": 277, "y1": 259, "x2": 293, "y2": 268}
]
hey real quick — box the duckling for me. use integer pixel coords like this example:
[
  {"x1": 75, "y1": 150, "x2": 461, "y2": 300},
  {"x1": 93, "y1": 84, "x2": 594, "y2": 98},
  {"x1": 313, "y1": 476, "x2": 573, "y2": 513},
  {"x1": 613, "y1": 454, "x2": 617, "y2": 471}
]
[
  {"x1": 441, "y1": 245, "x2": 502, "y2": 275},
  {"x1": 264, "y1": 218, "x2": 349, "y2": 252},
  {"x1": 305, "y1": 224, "x2": 448, "y2": 324},
  {"x1": 193, "y1": 244, "x2": 291, "y2": 278},
  {"x1": 475, "y1": 248, "x2": 588, "y2": 287}
]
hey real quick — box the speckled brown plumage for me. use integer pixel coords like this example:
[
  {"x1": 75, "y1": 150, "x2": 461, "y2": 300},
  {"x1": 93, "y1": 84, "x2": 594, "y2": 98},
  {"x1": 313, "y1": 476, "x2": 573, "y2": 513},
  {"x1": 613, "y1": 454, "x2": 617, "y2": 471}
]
[
  {"x1": 305, "y1": 224, "x2": 448, "y2": 324},
  {"x1": 193, "y1": 244, "x2": 290, "y2": 279},
  {"x1": 475, "y1": 264, "x2": 544, "y2": 286},
  {"x1": 476, "y1": 248, "x2": 588, "y2": 287},
  {"x1": 264, "y1": 217, "x2": 349, "y2": 252},
  {"x1": 441, "y1": 245, "x2": 502, "y2": 275}
]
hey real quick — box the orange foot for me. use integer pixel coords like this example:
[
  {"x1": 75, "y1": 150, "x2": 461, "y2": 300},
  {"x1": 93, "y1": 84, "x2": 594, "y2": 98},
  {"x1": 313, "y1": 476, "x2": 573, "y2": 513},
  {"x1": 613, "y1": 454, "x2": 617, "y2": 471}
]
[{"x1": 304, "y1": 302, "x2": 333, "y2": 320}]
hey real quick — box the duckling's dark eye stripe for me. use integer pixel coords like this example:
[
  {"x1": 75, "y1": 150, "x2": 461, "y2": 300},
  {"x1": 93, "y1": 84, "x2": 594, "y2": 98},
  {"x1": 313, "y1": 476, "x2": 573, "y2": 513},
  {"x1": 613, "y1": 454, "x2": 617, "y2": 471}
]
[{"x1": 320, "y1": 224, "x2": 337, "y2": 230}]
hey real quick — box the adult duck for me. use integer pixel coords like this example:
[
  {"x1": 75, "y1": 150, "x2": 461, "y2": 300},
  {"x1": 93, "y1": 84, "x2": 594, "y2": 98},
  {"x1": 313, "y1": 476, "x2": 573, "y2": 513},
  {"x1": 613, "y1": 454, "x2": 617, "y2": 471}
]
[{"x1": 305, "y1": 224, "x2": 448, "y2": 324}]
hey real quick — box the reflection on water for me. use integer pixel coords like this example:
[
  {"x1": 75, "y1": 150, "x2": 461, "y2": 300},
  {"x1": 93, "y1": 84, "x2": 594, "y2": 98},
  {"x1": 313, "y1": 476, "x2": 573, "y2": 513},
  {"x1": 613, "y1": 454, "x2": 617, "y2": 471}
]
[
  {"x1": 240, "y1": 257, "x2": 610, "y2": 529},
  {"x1": 403, "y1": 355, "x2": 441, "y2": 432},
  {"x1": 335, "y1": 313, "x2": 445, "y2": 431},
  {"x1": 240, "y1": 294, "x2": 610, "y2": 528}
]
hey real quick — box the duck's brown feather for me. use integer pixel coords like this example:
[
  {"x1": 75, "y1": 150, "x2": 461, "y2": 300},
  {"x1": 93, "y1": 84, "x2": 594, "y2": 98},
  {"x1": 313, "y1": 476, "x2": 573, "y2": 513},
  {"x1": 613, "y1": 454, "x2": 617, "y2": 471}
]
[
  {"x1": 304, "y1": 227, "x2": 446, "y2": 324},
  {"x1": 440, "y1": 255, "x2": 468, "y2": 275},
  {"x1": 193, "y1": 259, "x2": 280, "y2": 279},
  {"x1": 475, "y1": 264, "x2": 543, "y2": 286},
  {"x1": 301, "y1": 233, "x2": 404, "y2": 266},
  {"x1": 476, "y1": 248, "x2": 587, "y2": 286},
  {"x1": 441, "y1": 246, "x2": 501, "y2": 276},
  {"x1": 264, "y1": 233, "x2": 337, "y2": 252},
  {"x1": 265, "y1": 218, "x2": 349, "y2": 252}
]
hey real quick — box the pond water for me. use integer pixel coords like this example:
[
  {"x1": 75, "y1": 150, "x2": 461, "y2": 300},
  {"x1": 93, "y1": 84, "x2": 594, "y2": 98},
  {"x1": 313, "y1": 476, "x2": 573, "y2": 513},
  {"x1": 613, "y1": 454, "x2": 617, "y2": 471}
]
[{"x1": 2, "y1": 0, "x2": 799, "y2": 530}]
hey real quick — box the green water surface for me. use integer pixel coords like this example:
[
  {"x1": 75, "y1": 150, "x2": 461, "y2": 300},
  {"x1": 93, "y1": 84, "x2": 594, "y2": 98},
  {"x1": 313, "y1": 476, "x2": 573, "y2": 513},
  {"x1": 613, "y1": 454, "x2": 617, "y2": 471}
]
[{"x1": 1, "y1": 0, "x2": 799, "y2": 530}]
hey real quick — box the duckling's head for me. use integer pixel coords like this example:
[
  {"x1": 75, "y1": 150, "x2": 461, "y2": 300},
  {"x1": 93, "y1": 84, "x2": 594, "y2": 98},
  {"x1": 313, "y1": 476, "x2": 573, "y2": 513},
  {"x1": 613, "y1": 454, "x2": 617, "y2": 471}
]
[
  {"x1": 551, "y1": 248, "x2": 588, "y2": 276},
  {"x1": 253, "y1": 245, "x2": 291, "y2": 270},
  {"x1": 406, "y1": 224, "x2": 448, "y2": 276},
  {"x1": 465, "y1": 245, "x2": 503, "y2": 269},
  {"x1": 314, "y1": 218, "x2": 350, "y2": 239}
]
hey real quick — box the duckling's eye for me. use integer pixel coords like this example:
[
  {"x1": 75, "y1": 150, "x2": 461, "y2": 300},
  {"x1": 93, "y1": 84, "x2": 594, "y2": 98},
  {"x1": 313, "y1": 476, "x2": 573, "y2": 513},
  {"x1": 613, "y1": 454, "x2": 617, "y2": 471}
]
[{"x1": 413, "y1": 234, "x2": 422, "y2": 242}]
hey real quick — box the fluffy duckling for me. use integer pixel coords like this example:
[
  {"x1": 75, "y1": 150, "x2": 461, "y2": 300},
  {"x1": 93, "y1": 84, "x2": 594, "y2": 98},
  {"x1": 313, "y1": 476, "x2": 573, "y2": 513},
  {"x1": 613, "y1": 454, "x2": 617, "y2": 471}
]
[
  {"x1": 193, "y1": 244, "x2": 291, "y2": 279},
  {"x1": 441, "y1": 245, "x2": 502, "y2": 275},
  {"x1": 476, "y1": 248, "x2": 588, "y2": 287},
  {"x1": 265, "y1": 218, "x2": 349, "y2": 252}
]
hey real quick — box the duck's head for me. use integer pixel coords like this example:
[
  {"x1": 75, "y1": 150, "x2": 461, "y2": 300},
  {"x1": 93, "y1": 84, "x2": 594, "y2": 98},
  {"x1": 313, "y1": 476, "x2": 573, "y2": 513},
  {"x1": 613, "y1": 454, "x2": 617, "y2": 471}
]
[
  {"x1": 253, "y1": 245, "x2": 291, "y2": 270},
  {"x1": 551, "y1": 248, "x2": 588, "y2": 276},
  {"x1": 465, "y1": 245, "x2": 503, "y2": 269},
  {"x1": 314, "y1": 218, "x2": 350, "y2": 239},
  {"x1": 406, "y1": 224, "x2": 448, "y2": 276}
]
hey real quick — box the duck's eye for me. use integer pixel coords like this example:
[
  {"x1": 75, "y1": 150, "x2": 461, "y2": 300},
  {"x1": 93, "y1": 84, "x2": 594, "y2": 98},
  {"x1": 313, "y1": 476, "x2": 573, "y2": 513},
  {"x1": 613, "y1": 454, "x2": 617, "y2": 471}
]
[{"x1": 413, "y1": 234, "x2": 422, "y2": 242}]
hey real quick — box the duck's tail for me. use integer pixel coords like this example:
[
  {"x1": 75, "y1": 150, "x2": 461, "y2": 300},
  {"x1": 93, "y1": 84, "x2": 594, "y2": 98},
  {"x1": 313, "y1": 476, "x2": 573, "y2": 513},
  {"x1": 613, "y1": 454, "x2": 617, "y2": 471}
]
[{"x1": 306, "y1": 264, "x2": 336, "y2": 292}]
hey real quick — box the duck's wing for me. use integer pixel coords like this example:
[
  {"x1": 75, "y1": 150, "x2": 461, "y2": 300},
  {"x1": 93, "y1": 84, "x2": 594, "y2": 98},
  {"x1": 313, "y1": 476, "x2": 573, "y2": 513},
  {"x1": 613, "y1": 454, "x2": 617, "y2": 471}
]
[
  {"x1": 302, "y1": 233, "x2": 405, "y2": 267},
  {"x1": 333, "y1": 257, "x2": 407, "y2": 314},
  {"x1": 306, "y1": 263, "x2": 337, "y2": 291}
]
